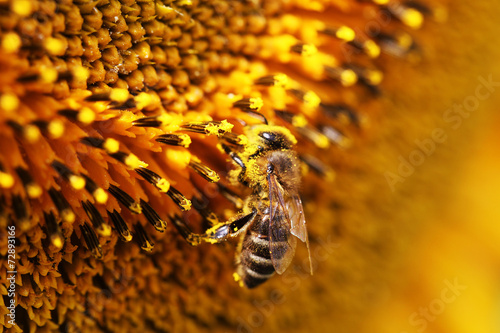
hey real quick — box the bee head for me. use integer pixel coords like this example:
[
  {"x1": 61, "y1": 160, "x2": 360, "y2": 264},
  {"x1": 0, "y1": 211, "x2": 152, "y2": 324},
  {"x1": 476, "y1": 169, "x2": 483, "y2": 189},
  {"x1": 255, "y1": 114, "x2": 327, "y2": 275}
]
[{"x1": 247, "y1": 125, "x2": 297, "y2": 151}]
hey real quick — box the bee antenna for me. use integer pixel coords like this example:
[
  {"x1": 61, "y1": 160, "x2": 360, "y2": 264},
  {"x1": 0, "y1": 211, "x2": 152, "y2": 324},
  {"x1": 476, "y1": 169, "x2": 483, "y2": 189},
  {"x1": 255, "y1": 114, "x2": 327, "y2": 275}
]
[{"x1": 245, "y1": 110, "x2": 269, "y2": 125}]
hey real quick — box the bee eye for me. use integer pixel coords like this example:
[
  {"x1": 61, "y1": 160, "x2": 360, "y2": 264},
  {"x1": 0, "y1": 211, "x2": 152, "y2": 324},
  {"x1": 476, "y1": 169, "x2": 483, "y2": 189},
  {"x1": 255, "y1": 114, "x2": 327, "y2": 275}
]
[
  {"x1": 260, "y1": 132, "x2": 277, "y2": 142},
  {"x1": 267, "y1": 163, "x2": 274, "y2": 174}
]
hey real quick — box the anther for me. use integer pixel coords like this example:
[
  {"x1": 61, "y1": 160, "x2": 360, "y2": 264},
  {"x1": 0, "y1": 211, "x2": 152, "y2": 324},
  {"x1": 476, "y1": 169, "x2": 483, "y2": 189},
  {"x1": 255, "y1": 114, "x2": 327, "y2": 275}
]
[
  {"x1": 58, "y1": 108, "x2": 95, "y2": 125},
  {"x1": 135, "y1": 168, "x2": 170, "y2": 193},
  {"x1": 32, "y1": 120, "x2": 65, "y2": 139},
  {"x1": 108, "y1": 184, "x2": 142, "y2": 214},
  {"x1": 296, "y1": 125, "x2": 330, "y2": 149},
  {"x1": 81, "y1": 200, "x2": 112, "y2": 237},
  {"x1": 347, "y1": 39, "x2": 381, "y2": 58},
  {"x1": 134, "y1": 223, "x2": 154, "y2": 252},
  {"x1": 233, "y1": 97, "x2": 264, "y2": 112},
  {"x1": 7, "y1": 120, "x2": 41, "y2": 143},
  {"x1": 324, "y1": 66, "x2": 358, "y2": 87},
  {"x1": 170, "y1": 214, "x2": 200, "y2": 246},
  {"x1": 274, "y1": 110, "x2": 308, "y2": 128},
  {"x1": 81, "y1": 137, "x2": 120, "y2": 154},
  {"x1": 84, "y1": 88, "x2": 130, "y2": 104},
  {"x1": 388, "y1": 4, "x2": 424, "y2": 29},
  {"x1": 288, "y1": 89, "x2": 321, "y2": 109},
  {"x1": 80, "y1": 222, "x2": 103, "y2": 259},
  {"x1": 189, "y1": 157, "x2": 220, "y2": 183},
  {"x1": 140, "y1": 199, "x2": 167, "y2": 232},
  {"x1": 81, "y1": 174, "x2": 108, "y2": 204},
  {"x1": 48, "y1": 188, "x2": 75, "y2": 223},
  {"x1": 51, "y1": 161, "x2": 86, "y2": 190},
  {"x1": 254, "y1": 74, "x2": 289, "y2": 88},
  {"x1": 0, "y1": 163, "x2": 15, "y2": 189},
  {"x1": 44, "y1": 211, "x2": 64, "y2": 250},
  {"x1": 179, "y1": 120, "x2": 234, "y2": 137},
  {"x1": 12, "y1": 194, "x2": 30, "y2": 231},
  {"x1": 290, "y1": 43, "x2": 317, "y2": 56},
  {"x1": 192, "y1": 196, "x2": 219, "y2": 226},
  {"x1": 15, "y1": 167, "x2": 42, "y2": 198},
  {"x1": 132, "y1": 114, "x2": 173, "y2": 128},
  {"x1": 346, "y1": 64, "x2": 383, "y2": 90},
  {"x1": 216, "y1": 183, "x2": 244, "y2": 209},
  {"x1": 300, "y1": 155, "x2": 335, "y2": 181},
  {"x1": 222, "y1": 132, "x2": 248, "y2": 146},
  {"x1": 108, "y1": 210, "x2": 133, "y2": 242},
  {"x1": 166, "y1": 186, "x2": 192, "y2": 211},
  {"x1": 0, "y1": 92, "x2": 20, "y2": 113},
  {"x1": 155, "y1": 133, "x2": 192, "y2": 148},
  {"x1": 320, "y1": 103, "x2": 360, "y2": 127},
  {"x1": 1, "y1": 32, "x2": 21, "y2": 53},
  {"x1": 374, "y1": 32, "x2": 415, "y2": 58},
  {"x1": 109, "y1": 151, "x2": 148, "y2": 169},
  {"x1": 320, "y1": 125, "x2": 351, "y2": 148},
  {"x1": 321, "y1": 26, "x2": 356, "y2": 42}
]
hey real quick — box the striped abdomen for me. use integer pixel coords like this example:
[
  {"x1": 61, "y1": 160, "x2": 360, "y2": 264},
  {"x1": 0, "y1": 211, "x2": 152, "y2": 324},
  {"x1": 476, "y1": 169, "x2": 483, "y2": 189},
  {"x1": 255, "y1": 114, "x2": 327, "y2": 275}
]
[{"x1": 237, "y1": 209, "x2": 290, "y2": 288}]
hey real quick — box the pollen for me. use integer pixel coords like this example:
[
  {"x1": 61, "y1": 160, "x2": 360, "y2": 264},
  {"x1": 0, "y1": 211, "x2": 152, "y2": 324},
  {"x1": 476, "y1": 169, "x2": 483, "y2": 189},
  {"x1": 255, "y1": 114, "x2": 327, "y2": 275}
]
[
  {"x1": 47, "y1": 119, "x2": 65, "y2": 139},
  {"x1": 103, "y1": 138, "x2": 120, "y2": 154},
  {"x1": 336, "y1": 26, "x2": 356, "y2": 42},
  {"x1": 0, "y1": 171, "x2": 14, "y2": 188},
  {"x1": 0, "y1": 92, "x2": 19, "y2": 113},
  {"x1": 1, "y1": 32, "x2": 21, "y2": 53},
  {"x1": 68, "y1": 175, "x2": 85, "y2": 190},
  {"x1": 125, "y1": 154, "x2": 148, "y2": 169}
]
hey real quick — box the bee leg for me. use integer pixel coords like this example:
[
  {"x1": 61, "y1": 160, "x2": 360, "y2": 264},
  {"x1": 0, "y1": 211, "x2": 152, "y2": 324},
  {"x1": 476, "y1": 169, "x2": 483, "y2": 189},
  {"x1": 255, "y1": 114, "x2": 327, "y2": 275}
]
[
  {"x1": 171, "y1": 209, "x2": 257, "y2": 245},
  {"x1": 221, "y1": 143, "x2": 249, "y2": 186}
]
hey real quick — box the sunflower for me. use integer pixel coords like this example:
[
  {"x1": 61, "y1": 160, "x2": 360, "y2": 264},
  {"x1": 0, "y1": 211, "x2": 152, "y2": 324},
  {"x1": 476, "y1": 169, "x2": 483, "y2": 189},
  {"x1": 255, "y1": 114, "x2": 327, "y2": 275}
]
[{"x1": 1, "y1": 0, "x2": 500, "y2": 332}]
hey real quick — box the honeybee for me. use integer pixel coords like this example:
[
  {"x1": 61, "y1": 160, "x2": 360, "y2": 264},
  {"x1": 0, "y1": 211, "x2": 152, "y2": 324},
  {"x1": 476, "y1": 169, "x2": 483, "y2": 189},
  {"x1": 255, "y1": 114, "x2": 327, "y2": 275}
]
[{"x1": 173, "y1": 124, "x2": 312, "y2": 288}]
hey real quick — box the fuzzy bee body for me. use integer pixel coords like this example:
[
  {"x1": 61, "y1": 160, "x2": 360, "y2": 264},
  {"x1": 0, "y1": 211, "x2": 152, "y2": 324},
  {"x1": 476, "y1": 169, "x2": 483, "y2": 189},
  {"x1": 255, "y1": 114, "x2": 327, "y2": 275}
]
[
  {"x1": 173, "y1": 124, "x2": 312, "y2": 288},
  {"x1": 237, "y1": 204, "x2": 277, "y2": 288},
  {"x1": 230, "y1": 125, "x2": 312, "y2": 288}
]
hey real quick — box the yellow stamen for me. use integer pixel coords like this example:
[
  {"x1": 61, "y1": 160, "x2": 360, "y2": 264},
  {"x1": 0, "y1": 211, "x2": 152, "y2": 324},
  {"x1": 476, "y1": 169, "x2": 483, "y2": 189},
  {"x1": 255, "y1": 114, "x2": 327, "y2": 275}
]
[
  {"x1": 0, "y1": 172, "x2": 14, "y2": 188},
  {"x1": 363, "y1": 40, "x2": 381, "y2": 58},
  {"x1": 401, "y1": 8, "x2": 424, "y2": 29},
  {"x1": 77, "y1": 107, "x2": 95, "y2": 125},
  {"x1": 103, "y1": 138, "x2": 119, "y2": 154},
  {"x1": 303, "y1": 91, "x2": 321, "y2": 109},
  {"x1": 340, "y1": 69, "x2": 358, "y2": 87},
  {"x1": 47, "y1": 120, "x2": 65, "y2": 139},
  {"x1": 44, "y1": 37, "x2": 66, "y2": 56},
  {"x1": 2, "y1": 32, "x2": 21, "y2": 53},
  {"x1": 292, "y1": 115, "x2": 308, "y2": 127},
  {"x1": 336, "y1": 26, "x2": 355, "y2": 42},
  {"x1": 69, "y1": 175, "x2": 85, "y2": 190},
  {"x1": 248, "y1": 97, "x2": 263, "y2": 111},
  {"x1": 51, "y1": 235, "x2": 64, "y2": 250},
  {"x1": 125, "y1": 154, "x2": 148, "y2": 169},
  {"x1": 27, "y1": 184, "x2": 42, "y2": 198},
  {"x1": 109, "y1": 88, "x2": 130, "y2": 103},
  {"x1": 62, "y1": 210, "x2": 75, "y2": 223},
  {"x1": 40, "y1": 67, "x2": 58, "y2": 84},
  {"x1": 156, "y1": 178, "x2": 171, "y2": 193},
  {"x1": 0, "y1": 93, "x2": 19, "y2": 113},
  {"x1": 24, "y1": 124, "x2": 41, "y2": 143},
  {"x1": 11, "y1": 0, "x2": 33, "y2": 16},
  {"x1": 72, "y1": 66, "x2": 90, "y2": 83},
  {"x1": 93, "y1": 188, "x2": 108, "y2": 204}
]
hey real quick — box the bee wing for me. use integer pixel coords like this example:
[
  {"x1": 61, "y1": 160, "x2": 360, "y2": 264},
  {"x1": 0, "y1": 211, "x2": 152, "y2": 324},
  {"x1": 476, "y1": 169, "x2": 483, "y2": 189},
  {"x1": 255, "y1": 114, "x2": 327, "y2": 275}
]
[
  {"x1": 288, "y1": 195, "x2": 306, "y2": 242},
  {"x1": 268, "y1": 173, "x2": 297, "y2": 275},
  {"x1": 287, "y1": 195, "x2": 313, "y2": 275}
]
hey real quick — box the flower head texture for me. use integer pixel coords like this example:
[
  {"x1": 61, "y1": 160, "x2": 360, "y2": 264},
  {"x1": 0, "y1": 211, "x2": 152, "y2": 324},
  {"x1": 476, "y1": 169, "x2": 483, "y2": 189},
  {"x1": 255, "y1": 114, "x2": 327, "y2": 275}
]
[{"x1": 1, "y1": 0, "x2": 500, "y2": 332}]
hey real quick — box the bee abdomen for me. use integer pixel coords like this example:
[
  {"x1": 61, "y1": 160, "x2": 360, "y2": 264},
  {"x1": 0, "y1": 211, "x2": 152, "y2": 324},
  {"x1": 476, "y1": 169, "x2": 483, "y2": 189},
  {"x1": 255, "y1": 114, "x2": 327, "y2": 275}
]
[{"x1": 239, "y1": 233, "x2": 275, "y2": 288}]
